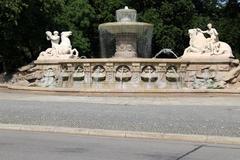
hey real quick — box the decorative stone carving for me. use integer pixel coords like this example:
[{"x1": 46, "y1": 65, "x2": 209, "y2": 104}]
[
  {"x1": 115, "y1": 65, "x2": 132, "y2": 82},
  {"x1": 92, "y1": 65, "x2": 106, "y2": 82},
  {"x1": 105, "y1": 63, "x2": 114, "y2": 82},
  {"x1": 132, "y1": 63, "x2": 141, "y2": 72},
  {"x1": 158, "y1": 64, "x2": 167, "y2": 72},
  {"x1": 182, "y1": 24, "x2": 234, "y2": 59},
  {"x1": 73, "y1": 66, "x2": 85, "y2": 81},
  {"x1": 196, "y1": 66, "x2": 216, "y2": 80},
  {"x1": 141, "y1": 65, "x2": 158, "y2": 82},
  {"x1": 37, "y1": 31, "x2": 79, "y2": 60},
  {"x1": 60, "y1": 65, "x2": 71, "y2": 81},
  {"x1": 82, "y1": 63, "x2": 91, "y2": 83},
  {"x1": 224, "y1": 68, "x2": 240, "y2": 83},
  {"x1": 8, "y1": 58, "x2": 240, "y2": 90},
  {"x1": 179, "y1": 64, "x2": 188, "y2": 73},
  {"x1": 37, "y1": 68, "x2": 57, "y2": 87},
  {"x1": 131, "y1": 63, "x2": 141, "y2": 82},
  {"x1": 166, "y1": 66, "x2": 180, "y2": 82},
  {"x1": 115, "y1": 33, "x2": 137, "y2": 58},
  {"x1": 58, "y1": 65, "x2": 72, "y2": 87},
  {"x1": 192, "y1": 66, "x2": 227, "y2": 89}
]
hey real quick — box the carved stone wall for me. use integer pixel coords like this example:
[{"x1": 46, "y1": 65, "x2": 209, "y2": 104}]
[{"x1": 31, "y1": 59, "x2": 237, "y2": 90}]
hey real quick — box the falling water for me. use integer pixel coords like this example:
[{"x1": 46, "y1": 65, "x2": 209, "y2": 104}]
[
  {"x1": 203, "y1": 70, "x2": 209, "y2": 88},
  {"x1": 147, "y1": 69, "x2": 152, "y2": 89},
  {"x1": 98, "y1": 7, "x2": 153, "y2": 58},
  {"x1": 94, "y1": 67, "x2": 101, "y2": 89},
  {"x1": 157, "y1": 72, "x2": 166, "y2": 89},
  {"x1": 171, "y1": 67, "x2": 181, "y2": 89},
  {"x1": 153, "y1": 49, "x2": 178, "y2": 59},
  {"x1": 120, "y1": 66, "x2": 124, "y2": 89}
]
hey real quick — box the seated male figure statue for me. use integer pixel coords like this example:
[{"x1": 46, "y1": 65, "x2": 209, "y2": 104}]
[{"x1": 197, "y1": 23, "x2": 219, "y2": 55}]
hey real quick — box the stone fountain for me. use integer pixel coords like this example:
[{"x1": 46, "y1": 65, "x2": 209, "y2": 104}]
[
  {"x1": 4, "y1": 7, "x2": 240, "y2": 94},
  {"x1": 99, "y1": 6, "x2": 153, "y2": 58}
]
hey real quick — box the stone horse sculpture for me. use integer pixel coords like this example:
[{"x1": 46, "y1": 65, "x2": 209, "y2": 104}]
[
  {"x1": 37, "y1": 31, "x2": 79, "y2": 60},
  {"x1": 182, "y1": 27, "x2": 233, "y2": 59}
]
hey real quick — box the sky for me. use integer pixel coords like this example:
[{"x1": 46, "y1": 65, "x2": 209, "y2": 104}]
[{"x1": 217, "y1": 0, "x2": 240, "y2": 7}]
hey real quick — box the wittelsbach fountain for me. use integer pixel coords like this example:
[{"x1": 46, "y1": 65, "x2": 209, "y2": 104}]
[{"x1": 6, "y1": 7, "x2": 240, "y2": 93}]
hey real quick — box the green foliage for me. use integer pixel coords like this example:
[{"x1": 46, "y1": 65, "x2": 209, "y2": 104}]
[
  {"x1": 138, "y1": 0, "x2": 195, "y2": 55},
  {"x1": 216, "y1": 0, "x2": 240, "y2": 57},
  {"x1": 90, "y1": 0, "x2": 127, "y2": 22},
  {"x1": 139, "y1": 8, "x2": 163, "y2": 53},
  {"x1": 0, "y1": 0, "x2": 64, "y2": 72},
  {"x1": 55, "y1": 0, "x2": 95, "y2": 56},
  {"x1": 0, "y1": 0, "x2": 24, "y2": 27},
  {"x1": 0, "y1": 0, "x2": 239, "y2": 72}
]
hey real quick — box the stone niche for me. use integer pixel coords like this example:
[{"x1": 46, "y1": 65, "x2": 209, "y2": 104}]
[{"x1": 30, "y1": 58, "x2": 237, "y2": 90}]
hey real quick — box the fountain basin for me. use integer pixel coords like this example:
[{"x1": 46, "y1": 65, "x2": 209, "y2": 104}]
[
  {"x1": 99, "y1": 22, "x2": 153, "y2": 34},
  {"x1": 99, "y1": 23, "x2": 153, "y2": 58},
  {"x1": 99, "y1": 7, "x2": 153, "y2": 58}
]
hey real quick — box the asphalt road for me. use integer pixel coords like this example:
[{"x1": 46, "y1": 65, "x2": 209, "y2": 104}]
[
  {"x1": 0, "y1": 91, "x2": 240, "y2": 137},
  {"x1": 0, "y1": 130, "x2": 240, "y2": 160}
]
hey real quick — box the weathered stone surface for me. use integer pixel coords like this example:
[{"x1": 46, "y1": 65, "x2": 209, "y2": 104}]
[
  {"x1": 18, "y1": 63, "x2": 36, "y2": 72},
  {"x1": 182, "y1": 24, "x2": 234, "y2": 59},
  {"x1": 6, "y1": 57, "x2": 240, "y2": 91},
  {"x1": 36, "y1": 68, "x2": 57, "y2": 87},
  {"x1": 24, "y1": 70, "x2": 43, "y2": 81},
  {"x1": 37, "y1": 31, "x2": 79, "y2": 60},
  {"x1": 14, "y1": 79, "x2": 30, "y2": 86},
  {"x1": 222, "y1": 66, "x2": 240, "y2": 83}
]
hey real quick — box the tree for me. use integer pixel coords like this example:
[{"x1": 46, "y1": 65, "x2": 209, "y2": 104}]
[
  {"x1": 0, "y1": 0, "x2": 26, "y2": 71},
  {"x1": 55, "y1": 0, "x2": 95, "y2": 57},
  {"x1": 217, "y1": 0, "x2": 240, "y2": 57},
  {"x1": 0, "y1": 0, "x2": 64, "y2": 72},
  {"x1": 138, "y1": 0, "x2": 195, "y2": 56}
]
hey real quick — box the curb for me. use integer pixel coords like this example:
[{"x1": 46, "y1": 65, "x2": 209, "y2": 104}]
[
  {"x1": 0, "y1": 84, "x2": 8, "y2": 88},
  {"x1": 1, "y1": 84, "x2": 240, "y2": 95},
  {"x1": 0, "y1": 123, "x2": 240, "y2": 145}
]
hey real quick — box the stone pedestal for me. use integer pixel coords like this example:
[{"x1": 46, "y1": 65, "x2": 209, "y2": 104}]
[{"x1": 114, "y1": 33, "x2": 137, "y2": 58}]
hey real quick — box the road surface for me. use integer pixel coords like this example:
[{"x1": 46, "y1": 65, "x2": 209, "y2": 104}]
[
  {"x1": 0, "y1": 130, "x2": 240, "y2": 160},
  {"x1": 0, "y1": 91, "x2": 240, "y2": 137}
]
